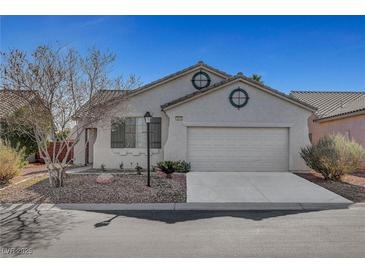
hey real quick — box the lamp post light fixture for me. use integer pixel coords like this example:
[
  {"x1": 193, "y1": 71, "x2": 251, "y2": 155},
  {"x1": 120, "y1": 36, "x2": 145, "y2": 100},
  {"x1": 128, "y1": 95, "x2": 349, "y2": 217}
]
[{"x1": 144, "y1": 111, "x2": 152, "y2": 187}]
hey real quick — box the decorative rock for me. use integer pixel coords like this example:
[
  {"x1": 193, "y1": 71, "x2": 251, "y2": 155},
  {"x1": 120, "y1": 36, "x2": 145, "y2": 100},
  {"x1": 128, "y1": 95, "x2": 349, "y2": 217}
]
[
  {"x1": 96, "y1": 174, "x2": 114, "y2": 184},
  {"x1": 156, "y1": 169, "x2": 165, "y2": 178}
]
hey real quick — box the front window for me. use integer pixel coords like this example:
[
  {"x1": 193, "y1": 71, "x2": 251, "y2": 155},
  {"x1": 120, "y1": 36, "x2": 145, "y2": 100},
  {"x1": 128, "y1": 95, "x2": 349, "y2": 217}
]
[{"x1": 111, "y1": 117, "x2": 161, "y2": 149}]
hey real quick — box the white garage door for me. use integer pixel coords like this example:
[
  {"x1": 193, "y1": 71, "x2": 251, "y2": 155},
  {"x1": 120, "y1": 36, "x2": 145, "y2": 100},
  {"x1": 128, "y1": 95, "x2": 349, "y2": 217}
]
[{"x1": 187, "y1": 127, "x2": 289, "y2": 171}]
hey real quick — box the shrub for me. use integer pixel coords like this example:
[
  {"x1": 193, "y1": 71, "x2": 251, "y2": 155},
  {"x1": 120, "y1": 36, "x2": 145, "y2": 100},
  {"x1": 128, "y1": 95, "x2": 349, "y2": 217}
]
[
  {"x1": 135, "y1": 163, "x2": 143, "y2": 175},
  {"x1": 157, "y1": 161, "x2": 176, "y2": 178},
  {"x1": 173, "y1": 160, "x2": 191, "y2": 173},
  {"x1": 0, "y1": 109, "x2": 38, "y2": 158},
  {"x1": 300, "y1": 134, "x2": 365, "y2": 180},
  {"x1": 0, "y1": 141, "x2": 27, "y2": 184}
]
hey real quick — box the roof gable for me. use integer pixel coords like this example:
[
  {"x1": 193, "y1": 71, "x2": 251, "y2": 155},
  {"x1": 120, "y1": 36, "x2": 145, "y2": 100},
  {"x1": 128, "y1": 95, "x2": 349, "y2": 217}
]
[
  {"x1": 126, "y1": 61, "x2": 231, "y2": 98},
  {"x1": 77, "y1": 62, "x2": 230, "y2": 116},
  {"x1": 161, "y1": 74, "x2": 316, "y2": 112},
  {"x1": 290, "y1": 91, "x2": 365, "y2": 120}
]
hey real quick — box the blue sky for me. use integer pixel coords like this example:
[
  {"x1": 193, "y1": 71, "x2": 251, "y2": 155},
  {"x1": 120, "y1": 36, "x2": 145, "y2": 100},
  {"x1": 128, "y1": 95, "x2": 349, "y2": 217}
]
[{"x1": 1, "y1": 16, "x2": 365, "y2": 93}]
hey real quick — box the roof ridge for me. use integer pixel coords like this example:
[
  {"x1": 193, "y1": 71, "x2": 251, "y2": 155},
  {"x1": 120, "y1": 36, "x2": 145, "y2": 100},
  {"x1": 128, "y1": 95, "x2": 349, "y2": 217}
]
[
  {"x1": 160, "y1": 77, "x2": 231, "y2": 109},
  {"x1": 126, "y1": 61, "x2": 232, "y2": 96}
]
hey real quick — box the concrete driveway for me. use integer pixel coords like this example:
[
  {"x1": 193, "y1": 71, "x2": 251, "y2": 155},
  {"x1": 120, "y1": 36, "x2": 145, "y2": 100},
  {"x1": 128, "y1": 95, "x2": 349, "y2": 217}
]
[{"x1": 187, "y1": 172, "x2": 351, "y2": 204}]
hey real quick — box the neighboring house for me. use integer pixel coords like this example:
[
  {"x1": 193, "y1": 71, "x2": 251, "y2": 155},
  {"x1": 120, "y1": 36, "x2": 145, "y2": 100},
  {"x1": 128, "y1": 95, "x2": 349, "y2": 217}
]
[
  {"x1": 74, "y1": 62, "x2": 316, "y2": 172},
  {"x1": 0, "y1": 89, "x2": 38, "y2": 162},
  {"x1": 0, "y1": 89, "x2": 73, "y2": 164},
  {"x1": 0, "y1": 89, "x2": 29, "y2": 129},
  {"x1": 290, "y1": 91, "x2": 365, "y2": 151}
]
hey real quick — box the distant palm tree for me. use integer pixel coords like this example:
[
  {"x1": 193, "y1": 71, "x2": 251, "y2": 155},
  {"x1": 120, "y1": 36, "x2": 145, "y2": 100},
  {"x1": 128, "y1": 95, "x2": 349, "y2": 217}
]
[{"x1": 251, "y1": 74, "x2": 263, "y2": 84}]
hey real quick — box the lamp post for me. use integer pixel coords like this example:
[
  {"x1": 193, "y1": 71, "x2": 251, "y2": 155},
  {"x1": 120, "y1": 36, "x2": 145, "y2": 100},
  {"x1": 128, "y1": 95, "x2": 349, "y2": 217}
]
[{"x1": 144, "y1": 111, "x2": 152, "y2": 187}]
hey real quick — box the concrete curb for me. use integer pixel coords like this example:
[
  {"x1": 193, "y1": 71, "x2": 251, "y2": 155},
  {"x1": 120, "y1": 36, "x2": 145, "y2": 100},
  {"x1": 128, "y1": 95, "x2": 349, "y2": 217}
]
[
  {"x1": 349, "y1": 202, "x2": 365, "y2": 208},
  {"x1": 0, "y1": 202, "x2": 353, "y2": 212}
]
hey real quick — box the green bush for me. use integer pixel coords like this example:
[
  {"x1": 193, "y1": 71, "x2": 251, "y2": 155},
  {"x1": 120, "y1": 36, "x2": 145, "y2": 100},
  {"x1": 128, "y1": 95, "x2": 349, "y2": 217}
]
[
  {"x1": 157, "y1": 160, "x2": 191, "y2": 177},
  {"x1": 173, "y1": 160, "x2": 191, "y2": 173},
  {"x1": 0, "y1": 141, "x2": 27, "y2": 184},
  {"x1": 0, "y1": 110, "x2": 38, "y2": 158},
  {"x1": 135, "y1": 163, "x2": 143, "y2": 175},
  {"x1": 157, "y1": 161, "x2": 176, "y2": 177},
  {"x1": 300, "y1": 134, "x2": 365, "y2": 180}
]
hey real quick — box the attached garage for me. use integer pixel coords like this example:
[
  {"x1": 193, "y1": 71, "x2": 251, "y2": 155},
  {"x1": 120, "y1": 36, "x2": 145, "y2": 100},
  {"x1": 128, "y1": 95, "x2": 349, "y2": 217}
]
[
  {"x1": 161, "y1": 70, "x2": 316, "y2": 172},
  {"x1": 187, "y1": 127, "x2": 289, "y2": 171}
]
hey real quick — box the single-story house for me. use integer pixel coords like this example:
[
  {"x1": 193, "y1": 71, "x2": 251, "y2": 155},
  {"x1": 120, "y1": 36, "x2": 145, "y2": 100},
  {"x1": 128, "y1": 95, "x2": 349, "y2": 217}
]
[
  {"x1": 290, "y1": 91, "x2": 365, "y2": 150},
  {"x1": 74, "y1": 62, "x2": 317, "y2": 172}
]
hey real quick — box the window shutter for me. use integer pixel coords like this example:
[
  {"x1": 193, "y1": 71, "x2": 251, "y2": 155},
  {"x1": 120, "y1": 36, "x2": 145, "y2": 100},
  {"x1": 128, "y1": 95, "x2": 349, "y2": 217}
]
[
  {"x1": 125, "y1": 117, "x2": 136, "y2": 148},
  {"x1": 150, "y1": 117, "x2": 161, "y2": 149}
]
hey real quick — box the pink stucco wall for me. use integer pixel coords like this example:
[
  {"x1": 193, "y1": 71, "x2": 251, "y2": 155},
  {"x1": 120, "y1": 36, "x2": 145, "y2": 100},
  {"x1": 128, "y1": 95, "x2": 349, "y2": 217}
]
[{"x1": 308, "y1": 113, "x2": 365, "y2": 167}]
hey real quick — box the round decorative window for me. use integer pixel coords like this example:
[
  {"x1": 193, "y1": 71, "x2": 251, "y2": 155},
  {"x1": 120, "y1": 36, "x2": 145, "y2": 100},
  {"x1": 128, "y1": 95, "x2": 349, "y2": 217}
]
[
  {"x1": 229, "y1": 88, "x2": 249, "y2": 109},
  {"x1": 191, "y1": 71, "x2": 211, "y2": 90}
]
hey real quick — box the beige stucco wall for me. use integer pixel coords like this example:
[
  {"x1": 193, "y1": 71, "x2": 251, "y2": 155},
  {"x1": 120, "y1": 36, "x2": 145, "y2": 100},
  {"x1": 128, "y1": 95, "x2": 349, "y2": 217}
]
[
  {"x1": 74, "y1": 68, "x2": 313, "y2": 172},
  {"x1": 164, "y1": 80, "x2": 313, "y2": 172},
  {"x1": 308, "y1": 113, "x2": 365, "y2": 168},
  {"x1": 74, "y1": 68, "x2": 226, "y2": 169},
  {"x1": 73, "y1": 129, "x2": 85, "y2": 166},
  {"x1": 309, "y1": 114, "x2": 365, "y2": 148}
]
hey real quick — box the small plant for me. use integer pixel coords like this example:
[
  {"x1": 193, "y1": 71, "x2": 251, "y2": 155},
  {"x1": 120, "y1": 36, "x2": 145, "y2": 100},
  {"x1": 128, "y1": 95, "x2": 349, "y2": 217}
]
[
  {"x1": 173, "y1": 160, "x2": 191, "y2": 173},
  {"x1": 135, "y1": 163, "x2": 143, "y2": 175},
  {"x1": 300, "y1": 134, "x2": 365, "y2": 180},
  {"x1": 0, "y1": 140, "x2": 27, "y2": 185},
  {"x1": 119, "y1": 161, "x2": 124, "y2": 171},
  {"x1": 157, "y1": 161, "x2": 176, "y2": 178},
  {"x1": 101, "y1": 164, "x2": 106, "y2": 172}
]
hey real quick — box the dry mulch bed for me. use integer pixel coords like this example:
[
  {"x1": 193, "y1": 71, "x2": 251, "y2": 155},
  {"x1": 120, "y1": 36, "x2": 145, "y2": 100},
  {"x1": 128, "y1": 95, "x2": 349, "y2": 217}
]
[
  {"x1": 295, "y1": 171, "x2": 365, "y2": 203},
  {"x1": 0, "y1": 173, "x2": 186, "y2": 204},
  {"x1": 6, "y1": 163, "x2": 48, "y2": 185}
]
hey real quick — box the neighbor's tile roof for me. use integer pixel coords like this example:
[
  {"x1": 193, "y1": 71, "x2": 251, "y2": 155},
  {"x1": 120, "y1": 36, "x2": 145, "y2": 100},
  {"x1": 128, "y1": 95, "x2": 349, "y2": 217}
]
[
  {"x1": 290, "y1": 91, "x2": 365, "y2": 120},
  {"x1": 0, "y1": 90, "x2": 35, "y2": 119}
]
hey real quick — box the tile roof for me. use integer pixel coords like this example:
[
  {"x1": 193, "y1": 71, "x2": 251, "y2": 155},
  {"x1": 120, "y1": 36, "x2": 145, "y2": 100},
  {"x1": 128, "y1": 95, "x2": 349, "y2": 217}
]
[
  {"x1": 0, "y1": 90, "x2": 36, "y2": 119},
  {"x1": 290, "y1": 91, "x2": 365, "y2": 120},
  {"x1": 77, "y1": 62, "x2": 232, "y2": 115},
  {"x1": 161, "y1": 73, "x2": 317, "y2": 111},
  {"x1": 73, "y1": 90, "x2": 129, "y2": 118},
  {"x1": 79, "y1": 62, "x2": 317, "y2": 115},
  {"x1": 125, "y1": 61, "x2": 231, "y2": 97}
]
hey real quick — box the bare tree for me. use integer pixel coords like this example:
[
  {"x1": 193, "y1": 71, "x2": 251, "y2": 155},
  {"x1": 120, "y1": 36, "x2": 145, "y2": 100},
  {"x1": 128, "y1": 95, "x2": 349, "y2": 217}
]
[{"x1": 0, "y1": 46, "x2": 140, "y2": 187}]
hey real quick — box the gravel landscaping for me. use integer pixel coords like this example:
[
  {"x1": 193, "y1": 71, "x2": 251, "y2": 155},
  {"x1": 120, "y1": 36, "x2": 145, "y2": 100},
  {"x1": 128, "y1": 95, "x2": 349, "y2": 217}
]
[
  {"x1": 295, "y1": 171, "x2": 365, "y2": 203},
  {"x1": 0, "y1": 173, "x2": 186, "y2": 203}
]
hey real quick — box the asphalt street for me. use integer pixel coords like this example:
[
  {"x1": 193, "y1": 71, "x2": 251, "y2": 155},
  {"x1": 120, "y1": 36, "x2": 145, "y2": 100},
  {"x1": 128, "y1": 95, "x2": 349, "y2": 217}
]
[{"x1": 1, "y1": 205, "x2": 365, "y2": 257}]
